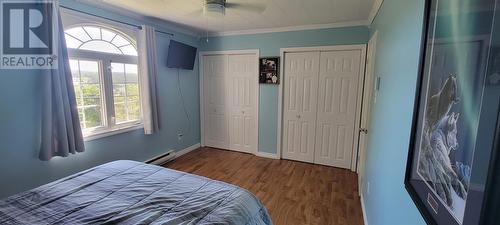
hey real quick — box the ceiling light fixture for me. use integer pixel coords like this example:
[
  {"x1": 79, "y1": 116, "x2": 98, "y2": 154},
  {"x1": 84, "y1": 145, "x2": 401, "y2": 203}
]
[{"x1": 203, "y1": 0, "x2": 226, "y2": 17}]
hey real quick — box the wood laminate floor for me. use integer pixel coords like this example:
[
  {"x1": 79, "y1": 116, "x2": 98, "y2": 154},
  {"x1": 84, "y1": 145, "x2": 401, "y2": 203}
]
[{"x1": 164, "y1": 147, "x2": 364, "y2": 225}]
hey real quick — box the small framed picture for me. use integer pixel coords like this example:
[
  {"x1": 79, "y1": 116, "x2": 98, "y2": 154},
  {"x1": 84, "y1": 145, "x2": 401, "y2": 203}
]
[{"x1": 259, "y1": 57, "x2": 280, "y2": 84}]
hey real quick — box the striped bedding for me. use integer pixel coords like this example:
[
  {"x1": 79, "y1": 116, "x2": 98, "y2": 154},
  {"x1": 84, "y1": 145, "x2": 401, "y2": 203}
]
[{"x1": 0, "y1": 160, "x2": 272, "y2": 225}]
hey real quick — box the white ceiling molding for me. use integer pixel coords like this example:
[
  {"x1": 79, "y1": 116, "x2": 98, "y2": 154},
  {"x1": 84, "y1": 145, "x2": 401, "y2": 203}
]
[
  {"x1": 210, "y1": 20, "x2": 370, "y2": 37},
  {"x1": 74, "y1": 0, "x2": 201, "y2": 37},
  {"x1": 368, "y1": 0, "x2": 384, "y2": 25}
]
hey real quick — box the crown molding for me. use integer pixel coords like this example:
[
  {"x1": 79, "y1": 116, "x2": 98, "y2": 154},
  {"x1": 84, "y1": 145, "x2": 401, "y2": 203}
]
[
  {"x1": 209, "y1": 20, "x2": 370, "y2": 37},
  {"x1": 368, "y1": 0, "x2": 384, "y2": 25}
]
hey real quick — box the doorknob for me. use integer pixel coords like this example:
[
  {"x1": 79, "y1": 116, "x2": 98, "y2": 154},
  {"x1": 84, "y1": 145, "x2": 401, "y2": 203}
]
[
  {"x1": 242, "y1": 110, "x2": 245, "y2": 114},
  {"x1": 296, "y1": 115, "x2": 301, "y2": 119},
  {"x1": 360, "y1": 128, "x2": 368, "y2": 134}
]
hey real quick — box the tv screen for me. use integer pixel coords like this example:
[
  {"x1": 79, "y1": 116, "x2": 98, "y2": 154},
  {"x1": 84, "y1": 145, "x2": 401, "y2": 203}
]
[{"x1": 166, "y1": 40, "x2": 197, "y2": 70}]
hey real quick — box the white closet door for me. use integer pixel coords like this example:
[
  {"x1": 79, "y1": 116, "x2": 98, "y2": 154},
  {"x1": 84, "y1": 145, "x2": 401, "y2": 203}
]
[
  {"x1": 203, "y1": 55, "x2": 229, "y2": 149},
  {"x1": 314, "y1": 50, "x2": 362, "y2": 168},
  {"x1": 227, "y1": 54, "x2": 258, "y2": 153},
  {"x1": 282, "y1": 52, "x2": 320, "y2": 163}
]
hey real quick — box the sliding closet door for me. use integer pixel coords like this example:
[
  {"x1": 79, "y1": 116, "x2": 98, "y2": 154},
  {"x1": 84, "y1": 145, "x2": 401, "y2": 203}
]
[
  {"x1": 227, "y1": 54, "x2": 258, "y2": 153},
  {"x1": 314, "y1": 50, "x2": 362, "y2": 168},
  {"x1": 203, "y1": 55, "x2": 229, "y2": 149},
  {"x1": 282, "y1": 52, "x2": 320, "y2": 163}
]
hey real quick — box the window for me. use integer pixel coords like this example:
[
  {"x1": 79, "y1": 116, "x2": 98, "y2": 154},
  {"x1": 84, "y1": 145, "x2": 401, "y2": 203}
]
[{"x1": 65, "y1": 25, "x2": 142, "y2": 138}]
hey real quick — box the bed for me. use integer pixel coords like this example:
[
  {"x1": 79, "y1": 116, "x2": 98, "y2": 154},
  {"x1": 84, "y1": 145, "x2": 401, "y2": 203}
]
[{"x1": 0, "y1": 160, "x2": 272, "y2": 225}]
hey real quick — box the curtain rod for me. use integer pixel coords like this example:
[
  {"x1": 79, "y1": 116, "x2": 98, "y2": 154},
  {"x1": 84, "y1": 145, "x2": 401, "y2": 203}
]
[{"x1": 60, "y1": 5, "x2": 175, "y2": 36}]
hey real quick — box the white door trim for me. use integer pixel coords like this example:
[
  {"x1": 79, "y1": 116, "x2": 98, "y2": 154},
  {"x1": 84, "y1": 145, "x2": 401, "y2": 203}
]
[
  {"x1": 358, "y1": 31, "x2": 378, "y2": 193},
  {"x1": 199, "y1": 49, "x2": 260, "y2": 155},
  {"x1": 278, "y1": 44, "x2": 367, "y2": 171}
]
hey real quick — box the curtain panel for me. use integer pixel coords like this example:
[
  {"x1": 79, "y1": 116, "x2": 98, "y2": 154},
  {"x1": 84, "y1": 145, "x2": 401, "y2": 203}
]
[
  {"x1": 138, "y1": 25, "x2": 161, "y2": 135},
  {"x1": 39, "y1": 3, "x2": 85, "y2": 161}
]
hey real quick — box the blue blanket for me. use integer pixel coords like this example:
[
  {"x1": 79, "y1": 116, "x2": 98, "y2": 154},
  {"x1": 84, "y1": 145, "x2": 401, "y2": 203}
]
[{"x1": 0, "y1": 160, "x2": 272, "y2": 225}]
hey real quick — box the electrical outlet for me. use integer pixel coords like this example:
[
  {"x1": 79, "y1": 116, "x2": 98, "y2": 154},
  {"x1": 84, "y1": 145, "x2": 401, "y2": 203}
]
[{"x1": 177, "y1": 132, "x2": 183, "y2": 141}]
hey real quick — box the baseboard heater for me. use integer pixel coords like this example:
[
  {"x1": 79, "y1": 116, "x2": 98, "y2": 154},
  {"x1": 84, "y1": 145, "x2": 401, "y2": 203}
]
[{"x1": 146, "y1": 150, "x2": 176, "y2": 165}]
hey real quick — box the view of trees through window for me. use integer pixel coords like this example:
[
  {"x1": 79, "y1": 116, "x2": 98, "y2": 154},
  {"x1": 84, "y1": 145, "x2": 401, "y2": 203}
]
[
  {"x1": 65, "y1": 25, "x2": 140, "y2": 135},
  {"x1": 111, "y1": 63, "x2": 141, "y2": 124},
  {"x1": 69, "y1": 59, "x2": 103, "y2": 129}
]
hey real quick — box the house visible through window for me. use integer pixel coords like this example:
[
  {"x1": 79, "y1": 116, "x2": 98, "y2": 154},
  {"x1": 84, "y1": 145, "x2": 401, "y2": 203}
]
[{"x1": 65, "y1": 25, "x2": 142, "y2": 138}]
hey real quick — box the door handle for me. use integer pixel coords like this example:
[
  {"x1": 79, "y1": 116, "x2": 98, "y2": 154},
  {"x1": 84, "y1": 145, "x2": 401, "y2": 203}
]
[
  {"x1": 242, "y1": 110, "x2": 245, "y2": 114},
  {"x1": 296, "y1": 115, "x2": 301, "y2": 119},
  {"x1": 360, "y1": 128, "x2": 368, "y2": 134}
]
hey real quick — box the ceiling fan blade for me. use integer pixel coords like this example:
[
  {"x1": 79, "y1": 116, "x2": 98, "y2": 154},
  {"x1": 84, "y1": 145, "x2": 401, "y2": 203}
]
[
  {"x1": 185, "y1": 8, "x2": 204, "y2": 17},
  {"x1": 225, "y1": 2, "x2": 267, "y2": 13}
]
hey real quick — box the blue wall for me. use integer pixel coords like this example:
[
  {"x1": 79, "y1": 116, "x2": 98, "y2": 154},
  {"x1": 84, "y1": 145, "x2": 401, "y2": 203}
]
[
  {"x1": 199, "y1": 27, "x2": 370, "y2": 154},
  {"x1": 0, "y1": 0, "x2": 200, "y2": 199},
  {"x1": 361, "y1": 0, "x2": 426, "y2": 224}
]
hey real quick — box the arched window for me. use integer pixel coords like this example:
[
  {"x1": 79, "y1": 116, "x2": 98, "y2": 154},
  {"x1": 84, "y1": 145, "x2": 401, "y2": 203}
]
[
  {"x1": 65, "y1": 25, "x2": 142, "y2": 138},
  {"x1": 65, "y1": 26, "x2": 137, "y2": 56}
]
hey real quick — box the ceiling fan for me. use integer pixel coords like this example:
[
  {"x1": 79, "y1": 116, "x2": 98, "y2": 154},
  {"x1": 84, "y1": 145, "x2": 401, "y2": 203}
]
[{"x1": 188, "y1": 0, "x2": 268, "y2": 17}]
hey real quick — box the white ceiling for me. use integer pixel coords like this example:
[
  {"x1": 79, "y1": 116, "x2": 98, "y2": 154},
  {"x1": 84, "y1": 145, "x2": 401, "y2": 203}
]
[{"x1": 93, "y1": 0, "x2": 378, "y2": 36}]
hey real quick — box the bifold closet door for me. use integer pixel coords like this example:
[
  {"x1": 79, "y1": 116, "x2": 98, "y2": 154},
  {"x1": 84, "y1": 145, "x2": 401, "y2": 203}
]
[
  {"x1": 314, "y1": 50, "x2": 362, "y2": 169},
  {"x1": 282, "y1": 52, "x2": 320, "y2": 163},
  {"x1": 203, "y1": 55, "x2": 229, "y2": 149},
  {"x1": 227, "y1": 54, "x2": 258, "y2": 153}
]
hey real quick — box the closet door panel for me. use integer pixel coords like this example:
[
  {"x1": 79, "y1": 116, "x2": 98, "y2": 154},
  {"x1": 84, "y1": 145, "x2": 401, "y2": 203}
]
[
  {"x1": 282, "y1": 52, "x2": 320, "y2": 163},
  {"x1": 314, "y1": 50, "x2": 362, "y2": 168},
  {"x1": 203, "y1": 55, "x2": 229, "y2": 149},
  {"x1": 227, "y1": 54, "x2": 258, "y2": 153}
]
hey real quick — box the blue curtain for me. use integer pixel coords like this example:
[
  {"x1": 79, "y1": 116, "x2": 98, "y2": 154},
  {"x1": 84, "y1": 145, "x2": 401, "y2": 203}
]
[
  {"x1": 138, "y1": 25, "x2": 161, "y2": 135},
  {"x1": 39, "y1": 3, "x2": 84, "y2": 160}
]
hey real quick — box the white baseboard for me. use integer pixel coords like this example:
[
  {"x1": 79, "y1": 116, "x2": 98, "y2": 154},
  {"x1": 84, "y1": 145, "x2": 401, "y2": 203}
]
[
  {"x1": 360, "y1": 192, "x2": 369, "y2": 225},
  {"x1": 176, "y1": 143, "x2": 201, "y2": 158},
  {"x1": 255, "y1": 151, "x2": 280, "y2": 159},
  {"x1": 146, "y1": 143, "x2": 201, "y2": 165}
]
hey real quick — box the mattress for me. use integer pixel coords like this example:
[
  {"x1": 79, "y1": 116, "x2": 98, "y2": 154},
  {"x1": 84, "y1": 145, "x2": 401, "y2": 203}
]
[{"x1": 0, "y1": 160, "x2": 272, "y2": 225}]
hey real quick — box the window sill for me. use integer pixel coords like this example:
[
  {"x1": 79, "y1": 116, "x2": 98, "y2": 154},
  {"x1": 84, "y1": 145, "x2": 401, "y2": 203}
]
[{"x1": 83, "y1": 124, "x2": 144, "y2": 141}]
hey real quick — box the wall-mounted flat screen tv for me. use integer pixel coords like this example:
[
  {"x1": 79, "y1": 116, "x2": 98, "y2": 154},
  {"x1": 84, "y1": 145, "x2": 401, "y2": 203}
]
[{"x1": 166, "y1": 40, "x2": 197, "y2": 70}]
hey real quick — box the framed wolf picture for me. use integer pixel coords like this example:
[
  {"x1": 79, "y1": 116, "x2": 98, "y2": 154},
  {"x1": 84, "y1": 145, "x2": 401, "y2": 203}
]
[{"x1": 405, "y1": 0, "x2": 500, "y2": 225}]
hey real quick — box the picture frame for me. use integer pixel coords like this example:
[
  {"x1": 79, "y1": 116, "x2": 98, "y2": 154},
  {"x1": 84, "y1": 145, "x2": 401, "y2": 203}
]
[
  {"x1": 259, "y1": 57, "x2": 280, "y2": 84},
  {"x1": 404, "y1": 0, "x2": 500, "y2": 225}
]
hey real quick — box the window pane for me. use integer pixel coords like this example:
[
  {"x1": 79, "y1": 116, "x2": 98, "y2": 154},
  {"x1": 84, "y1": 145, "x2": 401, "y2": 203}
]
[
  {"x1": 65, "y1": 25, "x2": 137, "y2": 57},
  {"x1": 127, "y1": 96, "x2": 139, "y2": 102},
  {"x1": 78, "y1": 108, "x2": 84, "y2": 128},
  {"x1": 84, "y1": 106, "x2": 102, "y2": 128},
  {"x1": 69, "y1": 59, "x2": 80, "y2": 81},
  {"x1": 74, "y1": 89, "x2": 83, "y2": 105},
  {"x1": 80, "y1": 40, "x2": 122, "y2": 54},
  {"x1": 65, "y1": 34, "x2": 82, "y2": 49},
  {"x1": 113, "y1": 84, "x2": 126, "y2": 97},
  {"x1": 128, "y1": 100, "x2": 141, "y2": 121},
  {"x1": 83, "y1": 26, "x2": 101, "y2": 40},
  {"x1": 114, "y1": 102, "x2": 126, "y2": 123},
  {"x1": 79, "y1": 60, "x2": 99, "y2": 83},
  {"x1": 112, "y1": 62, "x2": 141, "y2": 124},
  {"x1": 111, "y1": 63, "x2": 125, "y2": 83},
  {"x1": 83, "y1": 97, "x2": 101, "y2": 106},
  {"x1": 69, "y1": 59, "x2": 104, "y2": 130},
  {"x1": 111, "y1": 35, "x2": 130, "y2": 47},
  {"x1": 65, "y1": 27, "x2": 91, "y2": 42},
  {"x1": 125, "y1": 64, "x2": 138, "y2": 82},
  {"x1": 126, "y1": 84, "x2": 139, "y2": 96},
  {"x1": 101, "y1": 28, "x2": 116, "y2": 42},
  {"x1": 82, "y1": 84, "x2": 101, "y2": 97},
  {"x1": 120, "y1": 45, "x2": 138, "y2": 56}
]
